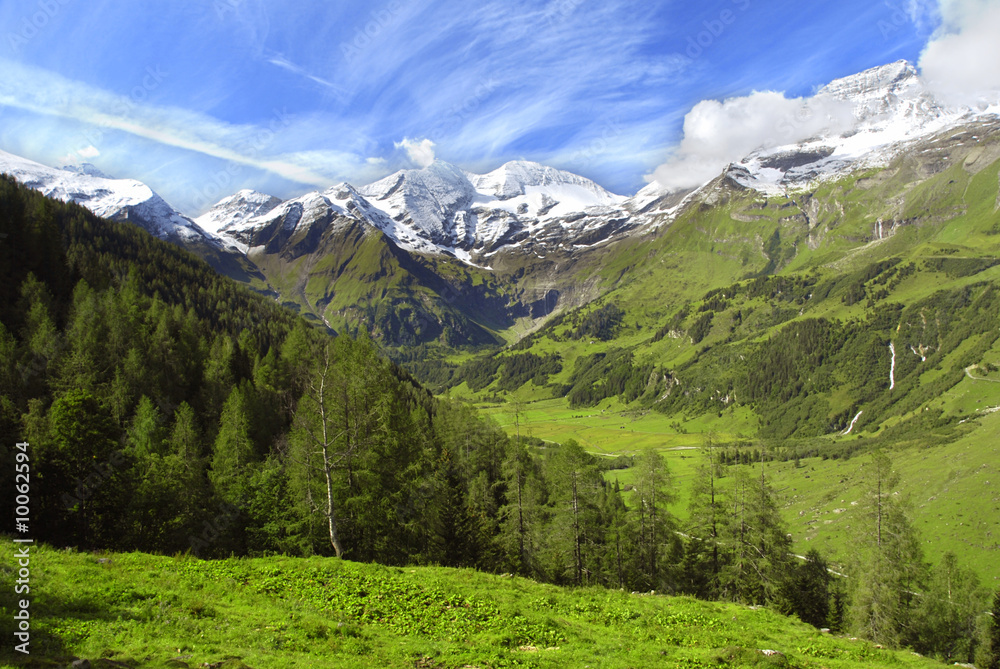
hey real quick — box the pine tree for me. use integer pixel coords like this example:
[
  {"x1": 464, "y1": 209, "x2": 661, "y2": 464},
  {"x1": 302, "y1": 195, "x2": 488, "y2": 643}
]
[
  {"x1": 42, "y1": 389, "x2": 131, "y2": 548},
  {"x1": 602, "y1": 479, "x2": 631, "y2": 588},
  {"x1": 847, "y1": 450, "x2": 924, "y2": 647},
  {"x1": 685, "y1": 434, "x2": 726, "y2": 598},
  {"x1": 210, "y1": 384, "x2": 257, "y2": 506},
  {"x1": 500, "y1": 438, "x2": 535, "y2": 572},
  {"x1": 631, "y1": 447, "x2": 677, "y2": 591},
  {"x1": 786, "y1": 549, "x2": 832, "y2": 628},
  {"x1": 912, "y1": 552, "x2": 987, "y2": 663},
  {"x1": 545, "y1": 440, "x2": 602, "y2": 585},
  {"x1": 128, "y1": 396, "x2": 167, "y2": 461},
  {"x1": 720, "y1": 463, "x2": 791, "y2": 605}
]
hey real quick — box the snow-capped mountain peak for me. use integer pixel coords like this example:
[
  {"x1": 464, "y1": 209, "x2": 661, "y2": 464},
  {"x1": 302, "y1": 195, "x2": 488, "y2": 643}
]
[
  {"x1": 724, "y1": 60, "x2": 991, "y2": 195},
  {"x1": 817, "y1": 59, "x2": 942, "y2": 126},
  {"x1": 197, "y1": 158, "x2": 634, "y2": 262},
  {"x1": 0, "y1": 149, "x2": 217, "y2": 244},
  {"x1": 60, "y1": 162, "x2": 115, "y2": 180},
  {"x1": 359, "y1": 161, "x2": 478, "y2": 245},
  {"x1": 471, "y1": 160, "x2": 622, "y2": 203},
  {"x1": 195, "y1": 189, "x2": 283, "y2": 234}
]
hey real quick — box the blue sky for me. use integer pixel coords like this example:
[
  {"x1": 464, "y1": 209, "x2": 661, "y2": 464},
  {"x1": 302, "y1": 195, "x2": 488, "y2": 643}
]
[{"x1": 0, "y1": 0, "x2": 953, "y2": 214}]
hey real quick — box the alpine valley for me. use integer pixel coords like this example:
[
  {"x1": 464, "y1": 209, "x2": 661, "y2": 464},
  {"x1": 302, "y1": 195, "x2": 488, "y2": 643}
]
[{"x1": 3, "y1": 57, "x2": 1000, "y2": 666}]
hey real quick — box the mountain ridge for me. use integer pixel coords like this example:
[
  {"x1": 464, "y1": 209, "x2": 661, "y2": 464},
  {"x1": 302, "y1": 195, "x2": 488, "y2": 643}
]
[{"x1": 5, "y1": 58, "x2": 1000, "y2": 350}]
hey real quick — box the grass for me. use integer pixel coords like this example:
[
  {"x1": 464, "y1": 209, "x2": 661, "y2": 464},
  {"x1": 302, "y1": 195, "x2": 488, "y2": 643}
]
[
  {"x1": 0, "y1": 544, "x2": 950, "y2": 669},
  {"x1": 765, "y1": 407, "x2": 1000, "y2": 586}
]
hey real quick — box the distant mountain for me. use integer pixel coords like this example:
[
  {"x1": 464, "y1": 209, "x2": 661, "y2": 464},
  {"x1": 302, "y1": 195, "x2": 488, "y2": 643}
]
[
  {"x1": 724, "y1": 60, "x2": 992, "y2": 193},
  {"x1": 0, "y1": 149, "x2": 266, "y2": 283},
  {"x1": 0, "y1": 150, "x2": 215, "y2": 245},
  {"x1": 194, "y1": 189, "x2": 283, "y2": 238},
  {"x1": 199, "y1": 159, "x2": 632, "y2": 263},
  {"x1": 190, "y1": 160, "x2": 636, "y2": 345}
]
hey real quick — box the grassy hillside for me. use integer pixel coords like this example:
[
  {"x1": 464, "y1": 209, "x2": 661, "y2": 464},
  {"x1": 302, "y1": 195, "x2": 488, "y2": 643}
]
[{"x1": 0, "y1": 543, "x2": 949, "y2": 669}]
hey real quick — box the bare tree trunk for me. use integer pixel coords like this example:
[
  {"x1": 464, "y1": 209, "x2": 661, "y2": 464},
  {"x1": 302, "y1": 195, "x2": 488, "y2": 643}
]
[{"x1": 572, "y1": 474, "x2": 582, "y2": 585}]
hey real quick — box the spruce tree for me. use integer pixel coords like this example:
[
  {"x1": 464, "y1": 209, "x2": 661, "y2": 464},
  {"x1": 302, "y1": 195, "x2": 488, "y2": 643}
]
[
  {"x1": 631, "y1": 447, "x2": 677, "y2": 591},
  {"x1": 210, "y1": 384, "x2": 257, "y2": 507},
  {"x1": 546, "y1": 440, "x2": 602, "y2": 585},
  {"x1": 786, "y1": 549, "x2": 832, "y2": 628},
  {"x1": 847, "y1": 450, "x2": 924, "y2": 647},
  {"x1": 42, "y1": 389, "x2": 130, "y2": 548},
  {"x1": 685, "y1": 435, "x2": 726, "y2": 598},
  {"x1": 720, "y1": 463, "x2": 791, "y2": 606},
  {"x1": 499, "y1": 438, "x2": 544, "y2": 576},
  {"x1": 911, "y1": 551, "x2": 986, "y2": 663}
]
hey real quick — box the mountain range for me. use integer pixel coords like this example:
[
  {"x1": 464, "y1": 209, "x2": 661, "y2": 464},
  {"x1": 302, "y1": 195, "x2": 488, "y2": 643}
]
[{"x1": 2, "y1": 59, "x2": 999, "y2": 349}]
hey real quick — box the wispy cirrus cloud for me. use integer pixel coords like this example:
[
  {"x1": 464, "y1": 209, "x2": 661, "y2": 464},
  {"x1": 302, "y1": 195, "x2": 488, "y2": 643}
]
[
  {"x1": 0, "y1": 57, "x2": 367, "y2": 206},
  {"x1": 265, "y1": 52, "x2": 351, "y2": 99}
]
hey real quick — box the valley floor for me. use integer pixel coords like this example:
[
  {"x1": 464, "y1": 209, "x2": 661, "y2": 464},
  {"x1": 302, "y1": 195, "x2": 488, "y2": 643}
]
[{"x1": 481, "y1": 394, "x2": 1000, "y2": 586}]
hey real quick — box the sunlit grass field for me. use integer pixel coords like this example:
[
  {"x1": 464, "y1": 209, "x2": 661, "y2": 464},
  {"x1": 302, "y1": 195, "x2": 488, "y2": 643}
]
[{"x1": 0, "y1": 545, "x2": 949, "y2": 669}]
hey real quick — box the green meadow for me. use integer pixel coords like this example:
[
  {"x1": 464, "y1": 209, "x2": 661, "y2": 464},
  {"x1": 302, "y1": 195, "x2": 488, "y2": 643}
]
[{"x1": 0, "y1": 545, "x2": 948, "y2": 669}]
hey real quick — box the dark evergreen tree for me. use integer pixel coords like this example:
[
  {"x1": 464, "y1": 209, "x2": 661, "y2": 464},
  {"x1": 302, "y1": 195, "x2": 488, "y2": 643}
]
[
  {"x1": 545, "y1": 440, "x2": 603, "y2": 585},
  {"x1": 911, "y1": 552, "x2": 987, "y2": 663},
  {"x1": 847, "y1": 451, "x2": 924, "y2": 648},
  {"x1": 39, "y1": 389, "x2": 131, "y2": 548},
  {"x1": 630, "y1": 447, "x2": 678, "y2": 591},
  {"x1": 685, "y1": 435, "x2": 726, "y2": 598},
  {"x1": 785, "y1": 549, "x2": 832, "y2": 628}
]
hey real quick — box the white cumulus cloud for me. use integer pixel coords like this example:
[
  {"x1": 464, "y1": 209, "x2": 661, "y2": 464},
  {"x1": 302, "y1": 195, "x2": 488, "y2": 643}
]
[
  {"x1": 647, "y1": 91, "x2": 854, "y2": 191},
  {"x1": 918, "y1": 0, "x2": 1000, "y2": 105},
  {"x1": 394, "y1": 137, "x2": 436, "y2": 168},
  {"x1": 77, "y1": 145, "x2": 101, "y2": 159}
]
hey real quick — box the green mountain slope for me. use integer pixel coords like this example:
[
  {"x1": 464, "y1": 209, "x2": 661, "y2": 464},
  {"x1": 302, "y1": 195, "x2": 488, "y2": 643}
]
[
  {"x1": 450, "y1": 118, "x2": 1000, "y2": 437},
  {"x1": 0, "y1": 543, "x2": 948, "y2": 669}
]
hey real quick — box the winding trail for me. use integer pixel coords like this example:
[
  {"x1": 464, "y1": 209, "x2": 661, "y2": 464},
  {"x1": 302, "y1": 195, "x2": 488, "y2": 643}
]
[{"x1": 965, "y1": 365, "x2": 1000, "y2": 383}]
